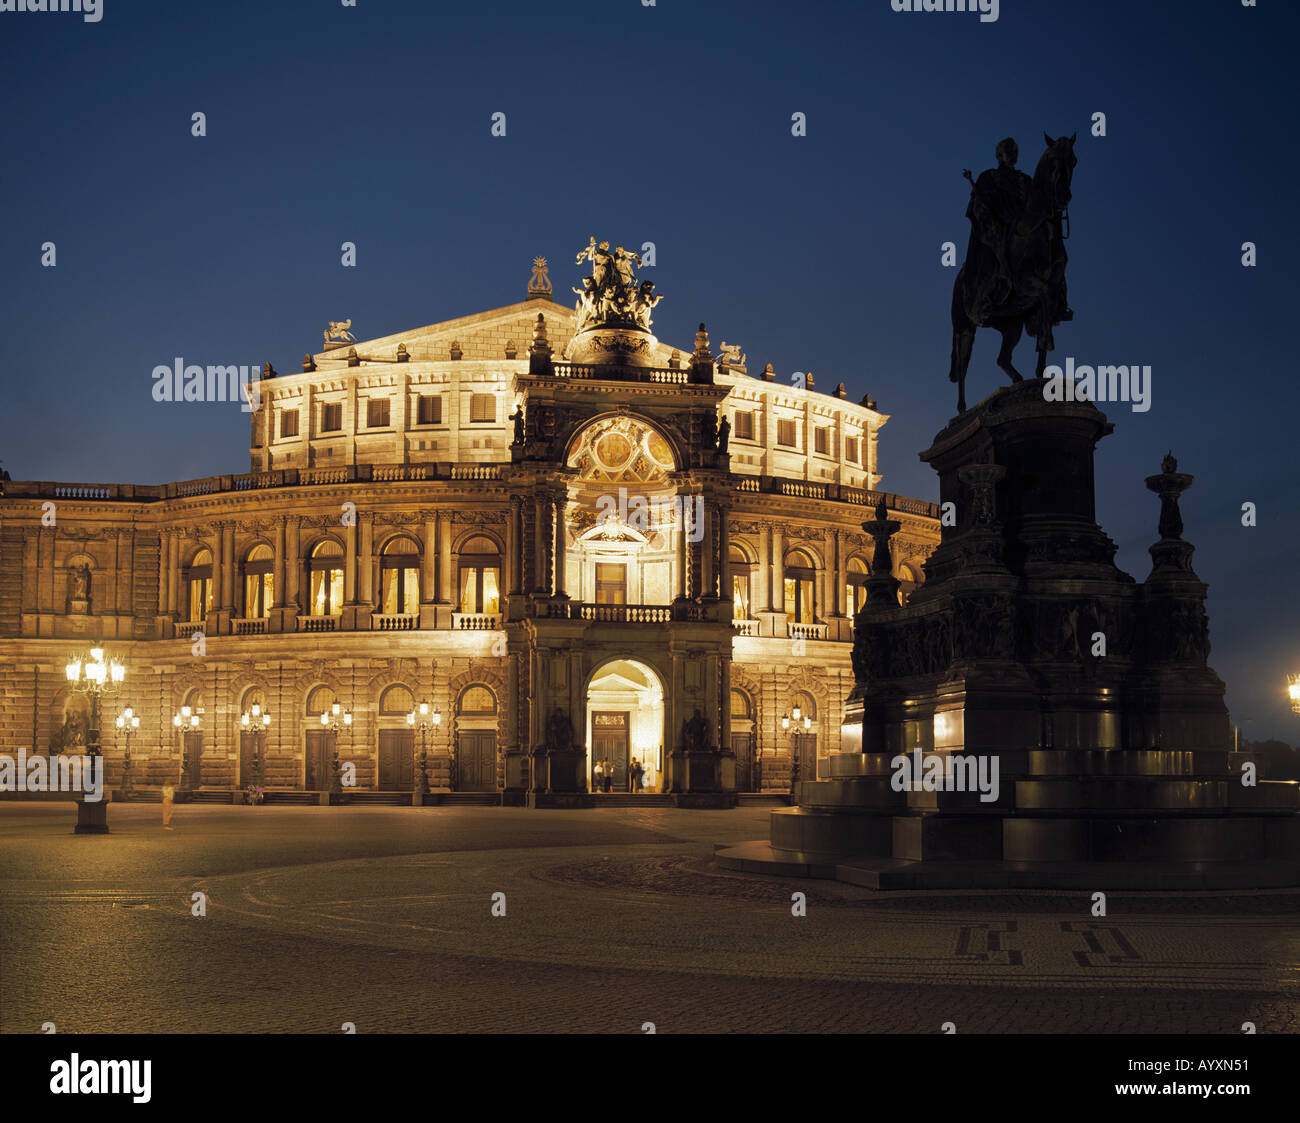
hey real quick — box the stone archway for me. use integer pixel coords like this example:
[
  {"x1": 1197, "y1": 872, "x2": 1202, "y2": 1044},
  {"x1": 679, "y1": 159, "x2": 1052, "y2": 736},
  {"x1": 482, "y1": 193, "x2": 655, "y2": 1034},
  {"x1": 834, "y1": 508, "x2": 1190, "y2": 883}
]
[{"x1": 584, "y1": 658, "x2": 665, "y2": 794}]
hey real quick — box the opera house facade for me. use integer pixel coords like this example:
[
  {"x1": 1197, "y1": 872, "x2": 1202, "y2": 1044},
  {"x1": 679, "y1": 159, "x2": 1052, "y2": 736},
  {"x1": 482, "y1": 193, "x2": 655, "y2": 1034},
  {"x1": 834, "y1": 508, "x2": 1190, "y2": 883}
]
[{"x1": 0, "y1": 249, "x2": 939, "y2": 805}]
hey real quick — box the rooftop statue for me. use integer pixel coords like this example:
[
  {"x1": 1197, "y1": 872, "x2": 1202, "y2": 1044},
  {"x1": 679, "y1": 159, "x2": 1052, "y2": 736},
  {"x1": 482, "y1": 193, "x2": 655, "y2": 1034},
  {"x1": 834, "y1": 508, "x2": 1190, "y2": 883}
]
[
  {"x1": 572, "y1": 237, "x2": 662, "y2": 333},
  {"x1": 948, "y1": 134, "x2": 1077, "y2": 413},
  {"x1": 324, "y1": 319, "x2": 357, "y2": 345}
]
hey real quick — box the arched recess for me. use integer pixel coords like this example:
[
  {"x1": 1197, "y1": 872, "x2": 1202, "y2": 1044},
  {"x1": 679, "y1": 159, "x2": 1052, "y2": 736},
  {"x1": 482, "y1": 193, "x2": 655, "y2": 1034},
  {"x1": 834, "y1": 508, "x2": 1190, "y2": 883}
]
[
  {"x1": 562, "y1": 412, "x2": 682, "y2": 482},
  {"x1": 449, "y1": 665, "x2": 507, "y2": 792},
  {"x1": 583, "y1": 657, "x2": 666, "y2": 794},
  {"x1": 783, "y1": 549, "x2": 817, "y2": 624}
]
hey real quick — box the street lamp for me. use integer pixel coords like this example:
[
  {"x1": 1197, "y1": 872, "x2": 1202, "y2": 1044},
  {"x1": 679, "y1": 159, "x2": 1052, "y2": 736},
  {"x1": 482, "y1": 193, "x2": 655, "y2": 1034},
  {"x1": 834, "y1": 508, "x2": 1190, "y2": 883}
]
[
  {"x1": 240, "y1": 702, "x2": 271, "y2": 788},
  {"x1": 172, "y1": 705, "x2": 200, "y2": 790},
  {"x1": 781, "y1": 704, "x2": 812, "y2": 796},
  {"x1": 114, "y1": 705, "x2": 140, "y2": 799},
  {"x1": 320, "y1": 702, "x2": 353, "y2": 794},
  {"x1": 65, "y1": 646, "x2": 126, "y2": 758},
  {"x1": 406, "y1": 702, "x2": 441, "y2": 795},
  {"x1": 1289, "y1": 673, "x2": 1300, "y2": 717},
  {"x1": 64, "y1": 646, "x2": 126, "y2": 834}
]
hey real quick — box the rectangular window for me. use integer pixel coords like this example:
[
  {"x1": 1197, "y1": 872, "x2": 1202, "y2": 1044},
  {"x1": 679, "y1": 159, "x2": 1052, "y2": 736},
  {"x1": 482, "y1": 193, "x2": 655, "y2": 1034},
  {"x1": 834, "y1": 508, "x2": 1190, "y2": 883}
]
[
  {"x1": 188, "y1": 578, "x2": 212, "y2": 623},
  {"x1": 470, "y1": 394, "x2": 495, "y2": 423},
  {"x1": 321, "y1": 402, "x2": 342, "y2": 432},
  {"x1": 777, "y1": 418, "x2": 796, "y2": 447},
  {"x1": 458, "y1": 565, "x2": 501, "y2": 614},
  {"x1": 845, "y1": 437, "x2": 859, "y2": 464},
  {"x1": 366, "y1": 398, "x2": 390, "y2": 428},
  {"x1": 732, "y1": 573, "x2": 750, "y2": 619},
  {"x1": 595, "y1": 563, "x2": 627, "y2": 606},
  {"x1": 310, "y1": 567, "x2": 343, "y2": 616},
  {"x1": 734, "y1": 411, "x2": 754, "y2": 440},
  {"x1": 417, "y1": 394, "x2": 442, "y2": 425},
  {"x1": 244, "y1": 572, "x2": 273, "y2": 619},
  {"x1": 280, "y1": 409, "x2": 299, "y2": 438},
  {"x1": 814, "y1": 426, "x2": 828, "y2": 454}
]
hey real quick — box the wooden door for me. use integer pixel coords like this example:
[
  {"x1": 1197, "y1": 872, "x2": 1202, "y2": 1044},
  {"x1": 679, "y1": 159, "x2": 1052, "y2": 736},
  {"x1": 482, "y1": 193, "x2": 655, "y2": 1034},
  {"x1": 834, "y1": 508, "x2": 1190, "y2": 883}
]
[
  {"x1": 239, "y1": 731, "x2": 260, "y2": 786},
  {"x1": 793, "y1": 733, "x2": 817, "y2": 784},
  {"x1": 183, "y1": 731, "x2": 203, "y2": 788},
  {"x1": 456, "y1": 732, "x2": 496, "y2": 792},
  {"x1": 305, "y1": 730, "x2": 335, "y2": 790},
  {"x1": 731, "y1": 732, "x2": 754, "y2": 792},
  {"x1": 591, "y1": 711, "x2": 629, "y2": 791},
  {"x1": 378, "y1": 729, "x2": 415, "y2": 790}
]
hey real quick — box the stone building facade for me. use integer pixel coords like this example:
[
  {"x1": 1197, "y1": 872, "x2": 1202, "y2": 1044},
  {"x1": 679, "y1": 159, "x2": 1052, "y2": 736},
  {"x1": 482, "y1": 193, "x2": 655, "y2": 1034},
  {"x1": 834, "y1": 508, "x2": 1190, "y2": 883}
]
[{"x1": 0, "y1": 254, "x2": 939, "y2": 804}]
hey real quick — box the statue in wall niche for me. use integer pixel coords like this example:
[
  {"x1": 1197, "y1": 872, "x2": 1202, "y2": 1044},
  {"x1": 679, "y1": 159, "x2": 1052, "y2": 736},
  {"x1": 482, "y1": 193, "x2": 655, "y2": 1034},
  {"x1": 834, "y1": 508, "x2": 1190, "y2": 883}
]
[
  {"x1": 716, "y1": 416, "x2": 731, "y2": 454},
  {"x1": 681, "y1": 708, "x2": 712, "y2": 752},
  {"x1": 547, "y1": 707, "x2": 574, "y2": 751},
  {"x1": 69, "y1": 564, "x2": 90, "y2": 603},
  {"x1": 51, "y1": 710, "x2": 88, "y2": 753},
  {"x1": 509, "y1": 407, "x2": 525, "y2": 447}
]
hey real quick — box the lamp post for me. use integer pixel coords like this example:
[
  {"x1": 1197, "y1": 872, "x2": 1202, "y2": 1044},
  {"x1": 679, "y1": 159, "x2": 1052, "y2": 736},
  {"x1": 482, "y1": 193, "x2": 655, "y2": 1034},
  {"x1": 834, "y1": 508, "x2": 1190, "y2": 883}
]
[
  {"x1": 240, "y1": 702, "x2": 271, "y2": 789},
  {"x1": 320, "y1": 702, "x2": 352, "y2": 795},
  {"x1": 406, "y1": 702, "x2": 440, "y2": 796},
  {"x1": 1289, "y1": 674, "x2": 1300, "y2": 718},
  {"x1": 172, "y1": 705, "x2": 200, "y2": 791},
  {"x1": 114, "y1": 705, "x2": 140, "y2": 799},
  {"x1": 65, "y1": 647, "x2": 125, "y2": 834},
  {"x1": 782, "y1": 704, "x2": 811, "y2": 796}
]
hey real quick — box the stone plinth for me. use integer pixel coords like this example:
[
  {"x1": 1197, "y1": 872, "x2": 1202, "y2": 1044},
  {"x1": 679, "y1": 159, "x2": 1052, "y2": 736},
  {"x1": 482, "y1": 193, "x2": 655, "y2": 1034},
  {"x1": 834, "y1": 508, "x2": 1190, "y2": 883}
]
[{"x1": 722, "y1": 381, "x2": 1300, "y2": 889}]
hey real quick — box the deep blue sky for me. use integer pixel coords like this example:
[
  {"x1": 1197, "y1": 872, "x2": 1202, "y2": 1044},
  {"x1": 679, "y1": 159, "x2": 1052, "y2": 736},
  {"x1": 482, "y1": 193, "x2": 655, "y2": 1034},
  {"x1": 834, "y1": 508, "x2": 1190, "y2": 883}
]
[{"x1": 1, "y1": 0, "x2": 1297, "y2": 738}]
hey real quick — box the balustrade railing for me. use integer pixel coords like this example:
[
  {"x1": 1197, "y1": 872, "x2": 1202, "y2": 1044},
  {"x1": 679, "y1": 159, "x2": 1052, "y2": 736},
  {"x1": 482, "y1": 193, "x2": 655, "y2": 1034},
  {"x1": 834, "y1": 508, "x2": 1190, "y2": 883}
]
[{"x1": 372, "y1": 613, "x2": 417, "y2": 631}]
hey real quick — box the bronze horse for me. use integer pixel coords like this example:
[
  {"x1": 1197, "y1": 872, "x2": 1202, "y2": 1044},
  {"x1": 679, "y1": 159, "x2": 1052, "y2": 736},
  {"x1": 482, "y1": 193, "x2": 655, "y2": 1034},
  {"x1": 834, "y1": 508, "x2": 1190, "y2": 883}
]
[{"x1": 948, "y1": 133, "x2": 1076, "y2": 412}]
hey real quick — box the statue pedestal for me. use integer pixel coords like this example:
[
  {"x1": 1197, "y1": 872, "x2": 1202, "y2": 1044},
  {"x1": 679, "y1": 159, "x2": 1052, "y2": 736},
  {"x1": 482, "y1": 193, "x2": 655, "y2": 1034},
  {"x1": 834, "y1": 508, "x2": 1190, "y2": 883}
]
[{"x1": 724, "y1": 381, "x2": 1300, "y2": 889}]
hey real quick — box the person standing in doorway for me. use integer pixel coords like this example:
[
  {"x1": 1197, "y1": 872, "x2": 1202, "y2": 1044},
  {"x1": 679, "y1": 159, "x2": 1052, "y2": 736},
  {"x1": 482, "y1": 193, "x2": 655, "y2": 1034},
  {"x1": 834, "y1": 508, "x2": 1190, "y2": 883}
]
[{"x1": 593, "y1": 759, "x2": 604, "y2": 794}]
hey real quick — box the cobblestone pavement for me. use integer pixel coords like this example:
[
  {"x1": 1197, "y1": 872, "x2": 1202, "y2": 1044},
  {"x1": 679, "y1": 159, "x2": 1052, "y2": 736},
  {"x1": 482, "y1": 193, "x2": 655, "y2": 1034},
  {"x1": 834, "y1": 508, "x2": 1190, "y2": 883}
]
[{"x1": 2, "y1": 804, "x2": 1298, "y2": 1034}]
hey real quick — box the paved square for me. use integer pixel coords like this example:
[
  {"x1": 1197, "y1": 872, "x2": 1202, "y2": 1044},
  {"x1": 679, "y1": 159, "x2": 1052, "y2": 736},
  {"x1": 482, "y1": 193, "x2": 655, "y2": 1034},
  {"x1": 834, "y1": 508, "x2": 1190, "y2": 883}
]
[{"x1": 2, "y1": 804, "x2": 1298, "y2": 1034}]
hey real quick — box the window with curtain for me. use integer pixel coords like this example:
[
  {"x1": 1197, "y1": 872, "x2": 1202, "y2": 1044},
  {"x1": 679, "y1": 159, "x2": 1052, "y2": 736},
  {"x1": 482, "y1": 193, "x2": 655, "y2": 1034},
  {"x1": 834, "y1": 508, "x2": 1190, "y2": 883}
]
[
  {"x1": 184, "y1": 549, "x2": 213, "y2": 623},
  {"x1": 457, "y1": 536, "x2": 500, "y2": 614},
  {"x1": 308, "y1": 539, "x2": 344, "y2": 616},
  {"x1": 242, "y1": 544, "x2": 274, "y2": 619},
  {"x1": 784, "y1": 551, "x2": 815, "y2": 624},
  {"x1": 380, "y1": 537, "x2": 420, "y2": 614},
  {"x1": 595, "y1": 563, "x2": 627, "y2": 605},
  {"x1": 729, "y1": 545, "x2": 751, "y2": 619}
]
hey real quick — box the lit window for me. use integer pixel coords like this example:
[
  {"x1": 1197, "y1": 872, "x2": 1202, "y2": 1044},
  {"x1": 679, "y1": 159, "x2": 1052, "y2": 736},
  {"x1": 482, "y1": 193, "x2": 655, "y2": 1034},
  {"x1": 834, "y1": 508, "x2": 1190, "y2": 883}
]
[
  {"x1": 380, "y1": 538, "x2": 420, "y2": 614},
  {"x1": 307, "y1": 540, "x2": 344, "y2": 616},
  {"x1": 458, "y1": 536, "x2": 500, "y2": 614},
  {"x1": 184, "y1": 549, "x2": 213, "y2": 623},
  {"x1": 242, "y1": 544, "x2": 274, "y2": 619}
]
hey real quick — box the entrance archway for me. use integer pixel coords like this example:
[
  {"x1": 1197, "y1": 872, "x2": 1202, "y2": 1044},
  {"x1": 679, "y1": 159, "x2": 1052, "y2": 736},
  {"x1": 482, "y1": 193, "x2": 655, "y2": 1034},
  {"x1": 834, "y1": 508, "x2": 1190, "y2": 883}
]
[{"x1": 585, "y1": 659, "x2": 665, "y2": 794}]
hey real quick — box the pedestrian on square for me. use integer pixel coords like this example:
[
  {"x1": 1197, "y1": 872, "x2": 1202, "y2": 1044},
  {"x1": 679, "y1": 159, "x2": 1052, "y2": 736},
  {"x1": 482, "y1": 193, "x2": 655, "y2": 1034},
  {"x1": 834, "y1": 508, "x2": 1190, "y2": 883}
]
[{"x1": 161, "y1": 783, "x2": 174, "y2": 829}]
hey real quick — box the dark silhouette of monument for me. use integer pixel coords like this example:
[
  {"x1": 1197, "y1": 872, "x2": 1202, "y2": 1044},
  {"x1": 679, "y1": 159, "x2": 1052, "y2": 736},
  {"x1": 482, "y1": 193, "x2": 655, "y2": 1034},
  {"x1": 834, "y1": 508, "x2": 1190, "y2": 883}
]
[{"x1": 721, "y1": 137, "x2": 1300, "y2": 888}]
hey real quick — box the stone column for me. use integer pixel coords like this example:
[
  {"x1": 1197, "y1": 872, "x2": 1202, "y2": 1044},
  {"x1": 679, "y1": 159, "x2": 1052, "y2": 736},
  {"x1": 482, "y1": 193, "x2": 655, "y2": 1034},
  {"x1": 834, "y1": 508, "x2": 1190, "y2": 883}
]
[
  {"x1": 533, "y1": 497, "x2": 549, "y2": 595},
  {"x1": 699, "y1": 499, "x2": 714, "y2": 599},
  {"x1": 771, "y1": 526, "x2": 784, "y2": 612},
  {"x1": 718, "y1": 504, "x2": 731, "y2": 597},
  {"x1": 553, "y1": 491, "x2": 568, "y2": 598},
  {"x1": 834, "y1": 529, "x2": 845, "y2": 616},
  {"x1": 344, "y1": 517, "x2": 357, "y2": 606},
  {"x1": 273, "y1": 518, "x2": 287, "y2": 608},
  {"x1": 158, "y1": 530, "x2": 171, "y2": 618},
  {"x1": 285, "y1": 516, "x2": 301, "y2": 609},
  {"x1": 359, "y1": 514, "x2": 373, "y2": 605},
  {"x1": 220, "y1": 522, "x2": 234, "y2": 610},
  {"x1": 167, "y1": 533, "x2": 181, "y2": 616},
  {"x1": 507, "y1": 496, "x2": 523, "y2": 596},
  {"x1": 438, "y1": 513, "x2": 452, "y2": 605}
]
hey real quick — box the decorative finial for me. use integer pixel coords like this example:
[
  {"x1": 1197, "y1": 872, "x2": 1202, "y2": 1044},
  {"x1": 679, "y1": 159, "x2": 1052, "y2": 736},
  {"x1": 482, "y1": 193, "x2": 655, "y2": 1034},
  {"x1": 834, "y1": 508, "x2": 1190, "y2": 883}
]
[
  {"x1": 261, "y1": 361, "x2": 276, "y2": 379},
  {"x1": 762, "y1": 363, "x2": 776, "y2": 382},
  {"x1": 1161, "y1": 450, "x2": 1177, "y2": 475},
  {"x1": 504, "y1": 340, "x2": 518, "y2": 360},
  {"x1": 449, "y1": 340, "x2": 463, "y2": 360},
  {"x1": 862, "y1": 499, "x2": 902, "y2": 605},
  {"x1": 396, "y1": 343, "x2": 409, "y2": 363},
  {"x1": 1145, "y1": 453, "x2": 1197, "y2": 576},
  {"x1": 694, "y1": 323, "x2": 711, "y2": 359},
  {"x1": 527, "y1": 256, "x2": 552, "y2": 300},
  {"x1": 302, "y1": 353, "x2": 316, "y2": 372},
  {"x1": 530, "y1": 313, "x2": 554, "y2": 376},
  {"x1": 834, "y1": 382, "x2": 846, "y2": 399},
  {"x1": 346, "y1": 347, "x2": 360, "y2": 367}
]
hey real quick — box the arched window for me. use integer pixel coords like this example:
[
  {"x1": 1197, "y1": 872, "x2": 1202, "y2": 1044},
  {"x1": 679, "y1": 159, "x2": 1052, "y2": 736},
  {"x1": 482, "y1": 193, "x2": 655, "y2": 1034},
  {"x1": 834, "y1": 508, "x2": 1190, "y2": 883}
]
[
  {"x1": 242, "y1": 544, "x2": 274, "y2": 619},
  {"x1": 729, "y1": 688, "x2": 753, "y2": 721},
  {"x1": 379, "y1": 684, "x2": 415, "y2": 715},
  {"x1": 305, "y1": 685, "x2": 336, "y2": 717},
  {"x1": 898, "y1": 563, "x2": 920, "y2": 606},
  {"x1": 730, "y1": 544, "x2": 752, "y2": 619},
  {"x1": 307, "y1": 540, "x2": 344, "y2": 617},
  {"x1": 845, "y1": 557, "x2": 869, "y2": 617},
  {"x1": 784, "y1": 550, "x2": 815, "y2": 625},
  {"x1": 458, "y1": 685, "x2": 497, "y2": 715},
  {"x1": 184, "y1": 687, "x2": 206, "y2": 714},
  {"x1": 380, "y1": 537, "x2": 420, "y2": 615},
  {"x1": 183, "y1": 549, "x2": 213, "y2": 623},
  {"x1": 458, "y1": 536, "x2": 500, "y2": 615}
]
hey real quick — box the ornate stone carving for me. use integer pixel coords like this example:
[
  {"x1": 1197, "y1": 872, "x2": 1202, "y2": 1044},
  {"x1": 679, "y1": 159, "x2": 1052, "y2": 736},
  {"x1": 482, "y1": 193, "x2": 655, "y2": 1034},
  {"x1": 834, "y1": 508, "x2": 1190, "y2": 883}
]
[{"x1": 324, "y1": 319, "x2": 356, "y2": 345}]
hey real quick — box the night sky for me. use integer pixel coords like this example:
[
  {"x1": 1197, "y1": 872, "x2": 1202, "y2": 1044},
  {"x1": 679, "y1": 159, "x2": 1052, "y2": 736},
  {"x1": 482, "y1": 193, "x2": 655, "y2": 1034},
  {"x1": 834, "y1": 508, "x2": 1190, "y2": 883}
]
[{"x1": 1, "y1": 0, "x2": 1297, "y2": 737}]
